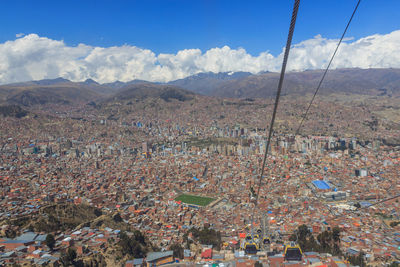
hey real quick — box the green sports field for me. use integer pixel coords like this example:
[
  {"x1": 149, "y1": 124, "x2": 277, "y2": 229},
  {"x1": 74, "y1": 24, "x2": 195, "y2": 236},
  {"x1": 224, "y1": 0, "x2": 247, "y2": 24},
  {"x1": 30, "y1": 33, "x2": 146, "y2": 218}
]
[{"x1": 175, "y1": 194, "x2": 215, "y2": 207}]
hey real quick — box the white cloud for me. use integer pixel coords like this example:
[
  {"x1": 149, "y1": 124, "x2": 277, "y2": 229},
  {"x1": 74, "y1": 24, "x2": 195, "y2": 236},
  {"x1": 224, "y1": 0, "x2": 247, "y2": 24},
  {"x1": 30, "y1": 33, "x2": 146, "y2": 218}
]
[
  {"x1": 1, "y1": 30, "x2": 400, "y2": 84},
  {"x1": 15, "y1": 33, "x2": 25, "y2": 38}
]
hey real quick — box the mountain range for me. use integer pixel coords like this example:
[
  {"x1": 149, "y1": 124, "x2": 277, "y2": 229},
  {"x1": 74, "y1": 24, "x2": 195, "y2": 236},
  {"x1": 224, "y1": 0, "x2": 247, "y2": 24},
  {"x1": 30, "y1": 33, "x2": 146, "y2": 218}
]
[{"x1": 1, "y1": 68, "x2": 400, "y2": 107}]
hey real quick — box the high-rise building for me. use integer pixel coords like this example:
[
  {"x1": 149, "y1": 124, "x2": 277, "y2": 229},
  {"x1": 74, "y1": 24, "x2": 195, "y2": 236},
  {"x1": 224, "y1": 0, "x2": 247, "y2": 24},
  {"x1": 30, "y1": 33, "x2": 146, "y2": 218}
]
[{"x1": 142, "y1": 142, "x2": 148, "y2": 153}]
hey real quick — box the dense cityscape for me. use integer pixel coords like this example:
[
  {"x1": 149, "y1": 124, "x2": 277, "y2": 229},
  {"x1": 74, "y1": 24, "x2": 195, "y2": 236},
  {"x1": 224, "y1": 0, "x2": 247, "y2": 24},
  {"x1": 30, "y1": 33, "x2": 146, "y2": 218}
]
[
  {"x1": 0, "y1": 92, "x2": 399, "y2": 266},
  {"x1": 1, "y1": 0, "x2": 400, "y2": 266}
]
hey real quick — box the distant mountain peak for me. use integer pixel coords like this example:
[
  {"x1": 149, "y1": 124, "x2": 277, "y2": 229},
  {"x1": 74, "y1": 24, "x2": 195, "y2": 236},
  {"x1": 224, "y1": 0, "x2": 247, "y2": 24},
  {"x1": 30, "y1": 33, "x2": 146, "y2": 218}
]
[
  {"x1": 168, "y1": 71, "x2": 253, "y2": 95},
  {"x1": 82, "y1": 78, "x2": 99, "y2": 85}
]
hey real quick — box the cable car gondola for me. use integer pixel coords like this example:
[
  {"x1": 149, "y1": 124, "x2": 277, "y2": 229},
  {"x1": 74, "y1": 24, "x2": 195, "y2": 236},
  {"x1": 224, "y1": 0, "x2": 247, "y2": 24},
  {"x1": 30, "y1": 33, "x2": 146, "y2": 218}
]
[
  {"x1": 263, "y1": 237, "x2": 270, "y2": 245},
  {"x1": 244, "y1": 242, "x2": 258, "y2": 255},
  {"x1": 283, "y1": 242, "x2": 303, "y2": 261}
]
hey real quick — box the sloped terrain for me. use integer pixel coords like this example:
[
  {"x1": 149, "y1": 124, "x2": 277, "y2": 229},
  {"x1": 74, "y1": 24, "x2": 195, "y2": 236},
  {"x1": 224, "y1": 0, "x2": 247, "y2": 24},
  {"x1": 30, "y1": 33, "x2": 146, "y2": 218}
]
[
  {"x1": 107, "y1": 83, "x2": 195, "y2": 103},
  {"x1": 213, "y1": 68, "x2": 400, "y2": 98}
]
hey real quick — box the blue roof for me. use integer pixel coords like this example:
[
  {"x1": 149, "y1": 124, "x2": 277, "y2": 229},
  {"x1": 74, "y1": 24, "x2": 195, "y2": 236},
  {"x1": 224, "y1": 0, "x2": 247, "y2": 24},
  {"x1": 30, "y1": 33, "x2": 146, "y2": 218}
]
[
  {"x1": 360, "y1": 201, "x2": 372, "y2": 207},
  {"x1": 184, "y1": 249, "x2": 191, "y2": 257},
  {"x1": 312, "y1": 180, "x2": 331, "y2": 190},
  {"x1": 35, "y1": 234, "x2": 47, "y2": 242},
  {"x1": 308, "y1": 258, "x2": 321, "y2": 263},
  {"x1": 212, "y1": 255, "x2": 224, "y2": 259},
  {"x1": 347, "y1": 248, "x2": 359, "y2": 255},
  {"x1": 15, "y1": 232, "x2": 37, "y2": 241},
  {"x1": 133, "y1": 258, "x2": 144, "y2": 265}
]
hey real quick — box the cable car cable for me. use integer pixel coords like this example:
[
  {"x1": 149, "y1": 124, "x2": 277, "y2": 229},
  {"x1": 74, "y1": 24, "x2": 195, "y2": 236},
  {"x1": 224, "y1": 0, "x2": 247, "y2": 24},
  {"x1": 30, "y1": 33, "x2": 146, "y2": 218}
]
[
  {"x1": 295, "y1": 0, "x2": 362, "y2": 136},
  {"x1": 289, "y1": 0, "x2": 364, "y2": 225},
  {"x1": 251, "y1": 0, "x2": 300, "y2": 232},
  {"x1": 355, "y1": 193, "x2": 400, "y2": 210},
  {"x1": 262, "y1": 0, "x2": 398, "y2": 254}
]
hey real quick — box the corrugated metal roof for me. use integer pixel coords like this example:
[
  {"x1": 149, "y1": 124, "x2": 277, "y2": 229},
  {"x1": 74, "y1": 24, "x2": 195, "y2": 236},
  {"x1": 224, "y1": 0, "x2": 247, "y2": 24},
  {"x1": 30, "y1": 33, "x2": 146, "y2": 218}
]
[
  {"x1": 146, "y1": 251, "x2": 173, "y2": 262},
  {"x1": 133, "y1": 258, "x2": 144, "y2": 265},
  {"x1": 15, "y1": 232, "x2": 37, "y2": 242}
]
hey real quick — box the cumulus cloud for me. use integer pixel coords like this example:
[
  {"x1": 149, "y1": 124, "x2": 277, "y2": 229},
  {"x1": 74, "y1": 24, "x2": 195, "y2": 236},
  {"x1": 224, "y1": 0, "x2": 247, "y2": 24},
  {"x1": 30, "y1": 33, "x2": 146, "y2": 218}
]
[{"x1": 1, "y1": 30, "x2": 400, "y2": 84}]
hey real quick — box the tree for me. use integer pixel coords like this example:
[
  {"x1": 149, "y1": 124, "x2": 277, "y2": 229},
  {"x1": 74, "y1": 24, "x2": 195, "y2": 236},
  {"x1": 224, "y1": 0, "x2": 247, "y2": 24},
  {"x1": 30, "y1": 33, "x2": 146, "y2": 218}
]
[
  {"x1": 117, "y1": 231, "x2": 148, "y2": 258},
  {"x1": 45, "y1": 234, "x2": 56, "y2": 251},
  {"x1": 133, "y1": 230, "x2": 146, "y2": 245},
  {"x1": 298, "y1": 225, "x2": 310, "y2": 241},
  {"x1": 347, "y1": 251, "x2": 366, "y2": 267},
  {"x1": 170, "y1": 243, "x2": 184, "y2": 259},
  {"x1": 4, "y1": 228, "x2": 17, "y2": 239},
  {"x1": 67, "y1": 248, "x2": 77, "y2": 261},
  {"x1": 291, "y1": 225, "x2": 342, "y2": 256},
  {"x1": 94, "y1": 208, "x2": 102, "y2": 217},
  {"x1": 317, "y1": 231, "x2": 332, "y2": 251},
  {"x1": 182, "y1": 232, "x2": 193, "y2": 249},
  {"x1": 188, "y1": 227, "x2": 222, "y2": 250},
  {"x1": 113, "y1": 213, "x2": 123, "y2": 222},
  {"x1": 332, "y1": 227, "x2": 341, "y2": 243},
  {"x1": 290, "y1": 224, "x2": 316, "y2": 252},
  {"x1": 60, "y1": 248, "x2": 77, "y2": 266}
]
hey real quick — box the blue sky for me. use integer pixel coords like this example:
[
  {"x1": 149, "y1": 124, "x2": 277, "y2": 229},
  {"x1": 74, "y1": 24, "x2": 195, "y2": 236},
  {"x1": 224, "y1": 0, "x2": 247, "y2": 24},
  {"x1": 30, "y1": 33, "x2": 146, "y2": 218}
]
[
  {"x1": 1, "y1": 0, "x2": 400, "y2": 84},
  {"x1": 1, "y1": 0, "x2": 399, "y2": 56}
]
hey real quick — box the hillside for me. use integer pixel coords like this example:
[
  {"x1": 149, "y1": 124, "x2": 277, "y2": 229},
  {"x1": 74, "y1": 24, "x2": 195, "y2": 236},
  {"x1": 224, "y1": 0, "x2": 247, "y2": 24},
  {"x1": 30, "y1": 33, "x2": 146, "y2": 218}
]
[
  {"x1": 107, "y1": 83, "x2": 195, "y2": 103},
  {"x1": 0, "y1": 105, "x2": 29, "y2": 118},
  {"x1": 1, "y1": 203, "x2": 103, "y2": 234},
  {"x1": 5, "y1": 86, "x2": 101, "y2": 106},
  {"x1": 212, "y1": 68, "x2": 400, "y2": 98},
  {"x1": 0, "y1": 78, "x2": 104, "y2": 106},
  {"x1": 1, "y1": 69, "x2": 400, "y2": 106},
  {"x1": 168, "y1": 71, "x2": 252, "y2": 95}
]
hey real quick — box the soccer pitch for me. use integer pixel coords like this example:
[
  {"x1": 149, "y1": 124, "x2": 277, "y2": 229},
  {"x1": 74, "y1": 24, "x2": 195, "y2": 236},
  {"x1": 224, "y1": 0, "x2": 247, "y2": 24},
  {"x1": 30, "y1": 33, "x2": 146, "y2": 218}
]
[{"x1": 175, "y1": 194, "x2": 215, "y2": 207}]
